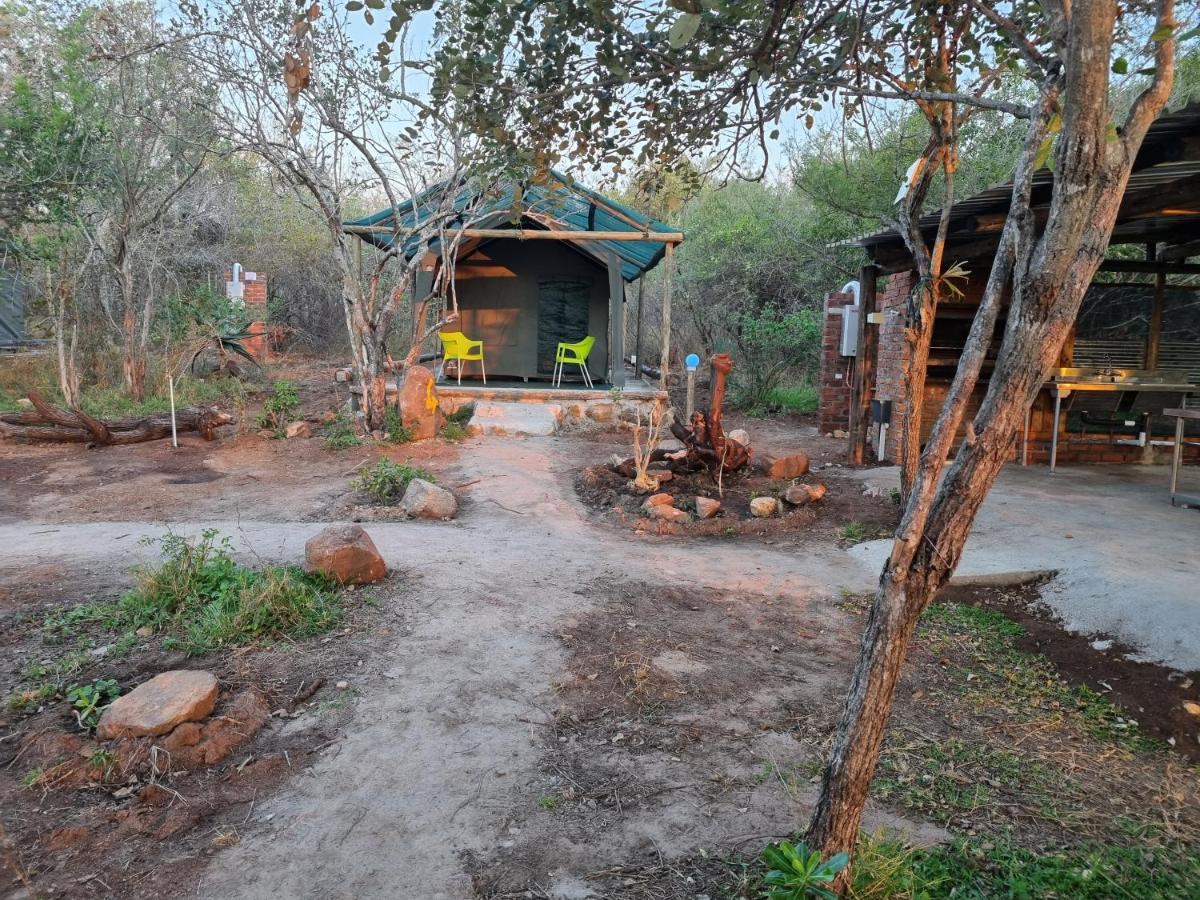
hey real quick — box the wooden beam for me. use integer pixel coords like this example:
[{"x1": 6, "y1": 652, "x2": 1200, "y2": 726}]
[
  {"x1": 660, "y1": 242, "x2": 674, "y2": 391},
  {"x1": 1147, "y1": 272, "x2": 1166, "y2": 368},
  {"x1": 634, "y1": 276, "x2": 645, "y2": 377},
  {"x1": 848, "y1": 266, "x2": 878, "y2": 465},
  {"x1": 1099, "y1": 259, "x2": 1200, "y2": 275},
  {"x1": 607, "y1": 251, "x2": 626, "y2": 388},
  {"x1": 1160, "y1": 237, "x2": 1200, "y2": 262},
  {"x1": 344, "y1": 225, "x2": 683, "y2": 243}
]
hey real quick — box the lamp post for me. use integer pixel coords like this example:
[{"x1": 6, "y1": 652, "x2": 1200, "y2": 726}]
[{"x1": 684, "y1": 353, "x2": 700, "y2": 419}]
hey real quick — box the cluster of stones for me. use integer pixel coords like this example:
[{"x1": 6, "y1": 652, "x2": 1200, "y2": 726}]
[{"x1": 641, "y1": 491, "x2": 722, "y2": 524}]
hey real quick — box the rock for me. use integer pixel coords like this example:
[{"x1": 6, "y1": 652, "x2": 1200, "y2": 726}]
[
  {"x1": 397, "y1": 365, "x2": 440, "y2": 440},
  {"x1": 653, "y1": 471, "x2": 674, "y2": 483},
  {"x1": 587, "y1": 403, "x2": 616, "y2": 422},
  {"x1": 304, "y1": 524, "x2": 387, "y2": 584},
  {"x1": 334, "y1": 368, "x2": 352, "y2": 383},
  {"x1": 750, "y1": 496, "x2": 779, "y2": 518},
  {"x1": 97, "y1": 671, "x2": 219, "y2": 741},
  {"x1": 1090, "y1": 639, "x2": 1114, "y2": 652},
  {"x1": 257, "y1": 428, "x2": 275, "y2": 439},
  {"x1": 766, "y1": 453, "x2": 810, "y2": 480},
  {"x1": 1183, "y1": 701, "x2": 1200, "y2": 718},
  {"x1": 647, "y1": 504, "x2": 691, "y2": 524},
  {"x1": 399, "y1": 478, "x2": 458, "y2": 519},
  {"x1": 861, "y1": 481, "x2": 885, "y2": 498},
  {"x1": 644, "y1": 492, "x2": 675, "y2": 509},
  {"x1": 336, "y1": 680, "x2": 349, "y2": 690},
  {"x1": 832, "y1": 429, "x2": 848, "y2": 439},
  {"x1": 285, "y1": 420, "x2": 312, "y2": 439},
  {"x1": 17, "y1": 397, "x2": 33, "y2": 410},
  {"x1": 135, "y1": 625, "x2": 154, "y2": 638},
  {"x1": 728, "y1": 428, "x2": 750, "y2": 447},
  {"x1": 694, "y1": 496, "x2": 721, "y2": 519},
  {"x1": 784, "y1": 482, "x2": 828, "y2": 506}
]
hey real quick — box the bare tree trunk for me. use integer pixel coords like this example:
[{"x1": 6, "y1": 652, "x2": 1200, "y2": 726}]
[
  {"x1": 806, "y1": 0, "x2": 1175, "y2": 885},
  {"x1": 53, "y1": 277, "x2": 81, "y2": 408}
]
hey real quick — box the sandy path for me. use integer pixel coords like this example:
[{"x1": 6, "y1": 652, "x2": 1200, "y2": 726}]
[{"x1": 0, "y1": 437, "x2": 882, "y2": 899}]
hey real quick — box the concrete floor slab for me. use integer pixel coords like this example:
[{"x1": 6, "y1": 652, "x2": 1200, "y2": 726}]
[{"x1": 847, "y1": 463, "x2": 1200, "y2": 671}]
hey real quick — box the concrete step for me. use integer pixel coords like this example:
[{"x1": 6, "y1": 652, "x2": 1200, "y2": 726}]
[{"x1": 467, "y1": 401, "x2": 564, "y2": 437}]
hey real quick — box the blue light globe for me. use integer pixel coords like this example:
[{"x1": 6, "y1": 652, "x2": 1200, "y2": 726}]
[{"x1": 685, "y1": 353, "x2": 701, "y2": 371}]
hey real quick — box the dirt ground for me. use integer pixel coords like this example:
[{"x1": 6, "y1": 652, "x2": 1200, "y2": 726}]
[{"x1": 1, "y1": 357, "x2": 1197, "y2": 899}]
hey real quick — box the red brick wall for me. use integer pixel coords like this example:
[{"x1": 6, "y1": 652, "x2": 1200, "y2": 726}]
[
  {"x1": 817, "y1": 290, "x2": 856, "y2": 434},
  {"x1": 224, "y1": 267, "x2": 269, "y2": 361}
]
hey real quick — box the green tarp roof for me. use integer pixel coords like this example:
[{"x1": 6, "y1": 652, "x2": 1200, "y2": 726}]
[{"x1": 344, "y1": 170, "x2": 677, "y2": 282}]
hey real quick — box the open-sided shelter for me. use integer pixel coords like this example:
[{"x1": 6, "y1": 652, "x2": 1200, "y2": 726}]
[{"x1": 818, "y1": 101, "x2": 1200, "y2": 479}]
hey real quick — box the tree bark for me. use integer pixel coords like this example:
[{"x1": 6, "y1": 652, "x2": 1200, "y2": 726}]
[{"x1": 806, "y1": 0, "x2": 1175, "y2": 886}]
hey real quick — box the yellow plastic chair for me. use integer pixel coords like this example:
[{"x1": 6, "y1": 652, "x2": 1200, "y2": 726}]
[
  {"x1": 554, "y1": 335, "x2": 596, "y2": 388},
  {"x1": 438, "y1": 331, "x2": 486, "y2": 385}
]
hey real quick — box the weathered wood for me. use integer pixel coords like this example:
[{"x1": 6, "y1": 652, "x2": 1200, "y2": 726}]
[
  {"x1": 0, "y1": 392, "x2": 234, "y2": 445},
  {"x1": 343, "y1": 225, "x2": 684, "y2": 243},
  {"x1": 607, "y1": 251, "x2": 626, "y2": 388},
  {"x1": 660, "y1": 242, "x2": 674, "y2": 391},
  {"x1": 848, "y1": 268, "x2": 879, "y2": 465}
]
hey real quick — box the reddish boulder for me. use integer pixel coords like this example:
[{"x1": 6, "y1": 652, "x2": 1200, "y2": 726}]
[
  {"x1": 784, "y1": 482, "x2": 828, "y2": 506},
  {"x1": 694, "y1": 496, "x2": 721, "y2": 519},
  {"x1": 304, "y1": 524, "x2": 386, "y2": 584},
  {"x1": 397, "y1": 365, "x2": 440, "y2": 440},
  {"x1": 97, "y1": 671, "x2": 219, "y2": 741},
  {"x1": 766, "y1": 453, "x2": 811, "y2": 480}
]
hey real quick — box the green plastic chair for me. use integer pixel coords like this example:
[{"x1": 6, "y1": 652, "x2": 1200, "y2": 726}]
[
  {"x1": 438, "y1": 331, "x2": 486, "y2": 385},
  {"x1": 554, "y1": 335, "x2": 596, "y2": 388}
]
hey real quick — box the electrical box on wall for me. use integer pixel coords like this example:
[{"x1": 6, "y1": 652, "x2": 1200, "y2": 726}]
[{"x1": 840, "y1": 304, "x2": 860, "y2": 356}]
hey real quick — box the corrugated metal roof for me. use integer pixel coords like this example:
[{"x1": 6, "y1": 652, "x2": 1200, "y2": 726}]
[
  {"x1": 854, "y1": 100, "x2": 1200, "y2": 255},
  {"x1": 345, "y1": 170, "x2": 677, "y2": 281}
]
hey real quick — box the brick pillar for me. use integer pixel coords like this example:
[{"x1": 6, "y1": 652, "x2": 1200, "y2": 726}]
[
  {"x1": 224, "y1": 266, "x2": 269, "y2": 362},
  {"x1": 817, "y1": 290, "x2": 856, "y2": 435},
  {"x1": 871, "y1": 271, "x2": 914, "y2": 460}
]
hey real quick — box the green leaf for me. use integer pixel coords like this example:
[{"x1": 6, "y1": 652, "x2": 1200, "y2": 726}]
[
  {"x1": 1150, "y1": 23, "x2": 1175, "y2": 42},
  {"x1": 668, "y1": 12, "x2": 701, "y2": 48},
  {"x1": 1033, "y1": 135, "x2": 1054, "y2": 170},
  {"x1": 345, "y1": 0, "x2": 363, "y2": 9},
  {"x1": 1112, "y1": 57, "x2": 1128, "y2": 75},
  {"x1": 365, "y1": 0, "x2": 385, "y2": 8}
]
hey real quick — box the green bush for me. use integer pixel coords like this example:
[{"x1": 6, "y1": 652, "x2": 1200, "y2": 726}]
[
  {"x1": 325, "y1": 411, "x2": 363, "y2": 449},
  {"x1": 65, "y1": 678, "x2": 121, "y2": 730},
  {"x1": 732, "y1": 307, "x2": 822, "y2": 414},
  {"x1": 442, "y1": 421, "x2": 467, "y2": 441},
  {"x1": 352, "y1": 459, "x2": 433, "y2": 504},
  {"x1": 445, "y1": 402, "x2": 475, "y2": 425},
  {"x1": 759, "y1": 382, "x2": 819, "y2": 415},
  {"x1": 382, "y1": 408, "x2": 412, "y2": 444},
  {"x1": 256, "y1": 380, "x2": 300, "y2": 435},
  {"x1": 65, "y1": 530, "x2": 343, "y2": 654},
  {"x1": 761, "y1": 840, "x2": 848, "y2": 899}
]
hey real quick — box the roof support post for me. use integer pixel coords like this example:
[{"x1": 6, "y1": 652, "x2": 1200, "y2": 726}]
[
  {"x1": 607, "y1": 251, "x2": 626, "y2": 388},
  {"x1": 634, "y1": 276, "x2": 645, "y2": 382},
  {"x1": 848, "y1": 265, "x2": 878, "y2": 465},
  {"x1": 1147, "y1": 243, "x2": 1165, "y2": 369},
  {"x1": 660, "y1": 242, "x2": 674, "y2": 391}
]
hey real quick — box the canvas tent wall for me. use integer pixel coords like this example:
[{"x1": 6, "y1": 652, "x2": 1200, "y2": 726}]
[{"x1": 0, "y1": 273, "x2": 24, "y2": 348}]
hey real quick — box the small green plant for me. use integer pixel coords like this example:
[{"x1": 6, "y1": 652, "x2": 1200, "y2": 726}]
[
  {"x1": 442, "y1": 421, "x2": 467, "y2": 441},
  {"x1": 325, "y1": 411, "x2": 363, "y2": 449},
  {"x1": 444, "y1": 402, "x2": 475, "y2": 426},
  {"x1": 89, "y1": 748, "x2": 117, "y2": 777},
  {"x1": 888, "y1": 487, "x2": 902, "y2": 507},
  {"x1": 66, "y1": 678, "x2": 121, "y2": 730},
  {"x1": 256, "y1": 380, "x2": 301, "y2": 435},
  {"x1": 538, "y1": 793, "x2": 562, "y2": 811},
  {"x1": 760, "y1": 840, "x2": 849, "y2": 899},
  {"x1": 837, "y1": 521, "x2": 868, "y2": 544},
  {"x1": 352, "y1": 459, "x2": 433, "y2": 503},
  {"x1": 22, "y1": 768, "x2": 45, "y2": 789},
  {"x1": 382, "y1": 408, "x2": 412, "y2": 444},
  {"x1": 609, "y1": 385, "x2": 624, "y2": 403}
]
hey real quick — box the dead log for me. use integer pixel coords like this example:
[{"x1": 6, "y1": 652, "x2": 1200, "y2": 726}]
[
  {"x1": 0, "y1": 391, "x2": 234, "y2": 445},
  {"x1": 610, "y1": 352, "x2": 751, "y2": 479}
]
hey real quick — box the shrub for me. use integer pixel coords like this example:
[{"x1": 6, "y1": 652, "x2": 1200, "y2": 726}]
[
  {"x1": 442, "y1": 421, "x2": 467, "y2": 441},
  {"x1": 77, "y1": 530, "x2": 345, "y2": 654},
  {"x1": 760, "y1": 840, "x2": 849, "y2": 899},
  {"x1": 383, "y1": 408, "x2": 412, "y2": 444},
  {"x1": 732, "y1": 307, "x2": 822, "y2": 414},
  {"x1": 352, "y1": 459, "x2": 433, "y2": 504},
  {"x1": 256, "y1": 380, "x2": 300, "y2": 435},
  {"x1": 445, "y1": 402, "x2": 475, "y2": 426},
  {"x1": 838, "y1": 521, "x2": 868, "y2": 544},
  {"x1": 325, "y1": 411, "x2": 363, "y2": 449}
]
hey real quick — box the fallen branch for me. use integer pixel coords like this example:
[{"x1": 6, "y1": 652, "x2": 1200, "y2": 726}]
[{"x1": 0, "y1": 391, "x2": 234, "y2": 445}]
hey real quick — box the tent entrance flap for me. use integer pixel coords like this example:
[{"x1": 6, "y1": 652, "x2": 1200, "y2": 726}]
[{"x1": 537, "y1": 279, "x2": 590, "y2": 376}]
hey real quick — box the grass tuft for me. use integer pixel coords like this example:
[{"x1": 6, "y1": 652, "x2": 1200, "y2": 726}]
[{"x1": 352, "y1": 458, "x2": 433, "y2": 503}]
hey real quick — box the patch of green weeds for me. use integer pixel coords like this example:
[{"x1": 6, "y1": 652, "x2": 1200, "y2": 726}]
[
  {"x1": 442, "y1": 421, "x2": 467, "y2": 441},
  {"x1": 89, "y1": 748, "x2": 117, "y2": 778},
  {"x1": 66, "y1": 678, "x2": 121, "y2": 730},
  {"x1": 22, "y1": 768, "x2": 45, "y2": 789},
  {"x1": 918, "y1": 602, "x2": 1162, "y2": 753},
  {"x1": 352, "y1": 458, "x2": 433, "y2": 503},
  {"x1": 256, "y1": 380, "x2": 300, "y2": 435},
  {"x1": 445, "y1": 402, "x2": 475, "y2": 425},
  {"x1": 837, "y1": 521, "x2": 868, "y2": 544},
  {"x1": 325, "y1": 411, "x2": 363, "y2": 449},
  {"x1": 538, "y1": 793, "x2": 562, "y2": 811},
  {"x1": 41, "y1": 530, "x2": 343, "y2": 656},
  {"x1": 382, "y1": 408, "x2": 412, "y2": 444}
]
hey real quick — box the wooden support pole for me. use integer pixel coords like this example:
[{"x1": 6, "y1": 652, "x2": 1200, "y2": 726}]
[
  {"x1": 607, "y1": 251, "x2": 626, "y2": 388},
  {"x1": 1148, "y1": 274, "x2": 1166, "y2": 369},
  {"x1": 848, "y1": 266, "x2": 879, "y2": 465},
  {"x1": 634, "y1": 276, "x2": 645, "y2": 379},
  {"x1": 660, "y1": 242, "x2": 674, "y2": 391}
]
